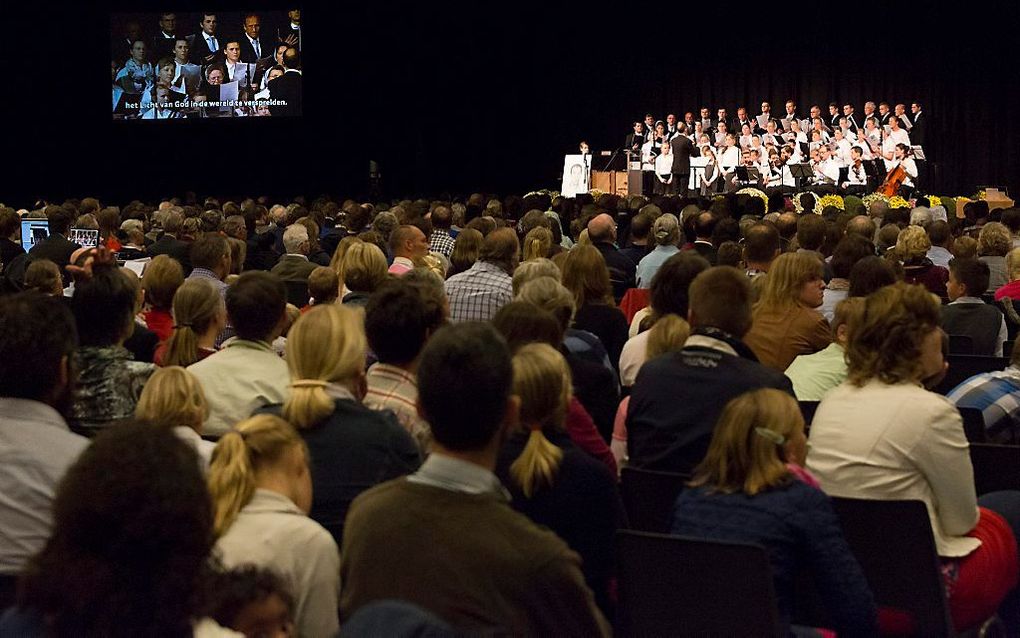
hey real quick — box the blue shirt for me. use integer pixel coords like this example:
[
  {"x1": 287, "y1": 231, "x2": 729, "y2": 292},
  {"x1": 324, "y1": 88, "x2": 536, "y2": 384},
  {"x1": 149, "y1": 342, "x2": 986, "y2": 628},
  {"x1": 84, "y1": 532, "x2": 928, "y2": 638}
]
[
  {"x1": 947, "y1": 365, "x2": 1020, "y2": 443},
  {"x1": 635, "y1": 245, "x2": 680, "y2": 288}
]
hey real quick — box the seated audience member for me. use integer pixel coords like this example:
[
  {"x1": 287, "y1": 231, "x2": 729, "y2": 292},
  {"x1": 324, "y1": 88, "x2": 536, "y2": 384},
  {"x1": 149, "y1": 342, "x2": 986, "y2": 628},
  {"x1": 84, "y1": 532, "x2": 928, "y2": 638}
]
[
  {"x1": 496, "y1": 343, "x2": 626, "y2": 615},
  {"x1": 785, "y1": 298, "x2": 864, "y2": 401},
  {"x1": 0, "y1": 293, "x2": 89, "y2": 584},
  {"x1": 942, "y1": 258, "x2": 1008, "y2": 356},
  {"x1": 271, "y1": 224, "x2": 317, "y2": 283},
  {"x1": 340, "y1": 323, "x2": 610, "y2": 635},
  {"x1": 70, "y1": 260, "x2": 155, "y2": 434},
  {"x1": 28, "y1": 206, "x2": 79, "y2": 284},
  {"x1": 948, "y1": 335, "x2": 1020, "y2": 444},
  {"x1": 305, "y1": 266, "x2": 338, "y2": 309},
  {"x1": 120, "y1": 267, "x2": 160, "y2": 364},
  {"x1": 0, "y1": 206, "x2": 25, "y2": 269},
  {"x1": 188, "y1": 271, "x2": 290, "y2": 436},
  {"x1": 1, "y1": 424, "x2": 226, "y2": 635},
  {"x1": 444, "y1": 227, "x2": 517, "y2": 322},
  {"x1": 156, "y1": 278, "x2": 226, "y2": 366},
  {"x1": 927, "y1": 220, "x2": 955, "y2": 269},
  {"x1": 204, "y1": 566, "x2": 295, "y2": 638},
  {"x1": 512, "y1": 257, "x2": 560, "y2": 296},
  {"x1": 954, "y1": 235, "x2": 979, "y2": 260},
  {"x1": 562, "y1": 245, "x2": 630, "y2": 375},
  {"x1": 807, "y1": 283, "x2": 1020, "y2": 633},
  {"x1": 141, "y1": 254, "x2": 184, "y2": 342},
  {"x1": 210, "y1": 415, "x2": 340, "y2": 638},
  {"x1": 897, "y1": 225, "x2": 949, "y2": 297},
  {"x1": 364, "y1": 280, "x2": 445, "y2": 451},
  {"x1": 388, "y1": 225, "x2": 430, "y2": 275},
  {"x1": 428, "y1": 205, "x2": 456, "y2": 258},
  {"x1": 270, "y1": 304, "x2": 421, "y2": 544},
  {"x1": 995, "y1": 247, "x2": 1020, "y2": 302},
  {"x1": 795, "y1": 214, "x2": 833, "y2": 281},
  {"x1": 636, "y1": 214, "x2": 680, "y2": 288},
  {"x1": 341, "y1": 241, "x2": 388, "y2": 307},
  {"x1": 187, "y1": 232, "x2": 231, "y2": 297},
  {"x1": 979, "y1": 222, "x2": 1012, "y2": 291},
  {"x1": 687, "y1": 211, "x2": 719, "y2": 264},
  {"x1": 742, "y1": 222, "x2": 781, "y2": 285},
  {"x1": 672, "y1": 389, "x2": 877, "y2": 635},
  {"x1": 619, "y1": 211, "x2": 653, "y2": 267},
  {"x1": 491, "y1": 302, "x2": 617, "y2": 476},
  {"x1": 148, "y1": 208, "x2": 192, "y2": 273},
  {"x1": 848, "y1": 255, "x2": 898, "y2": 297},
  {"x1": 22, "y1": 259, "x2": 64, "y2": 295},
  {"x1": 522, "y1": 227, "x2": 554, "y2": 262},
  {"x1": 626, "y1": 267, "x2": 794, "y2": 474},
  {"x1": 587, "y1": 213, "x2": 636, "y2": 299},
  {"x1": 447, "y1": 228, "x2": 483, "y2": 277},
  {"x1": 744, "y1": 252, "x2": 831, "y2": 371},
  {"x1": 134, "y1": 366, "x2": 215, "y2": 469},
  {"x1": 820, "y1": 235, "x2": 873, "y2": 323}
]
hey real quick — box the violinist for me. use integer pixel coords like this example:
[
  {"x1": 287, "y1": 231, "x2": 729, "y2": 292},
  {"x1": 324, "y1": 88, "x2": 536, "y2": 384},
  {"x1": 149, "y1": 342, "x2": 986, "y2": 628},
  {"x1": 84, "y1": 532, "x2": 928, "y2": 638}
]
[{"x1": 842, "y1": 146, "x2": 869, "y2": 194}]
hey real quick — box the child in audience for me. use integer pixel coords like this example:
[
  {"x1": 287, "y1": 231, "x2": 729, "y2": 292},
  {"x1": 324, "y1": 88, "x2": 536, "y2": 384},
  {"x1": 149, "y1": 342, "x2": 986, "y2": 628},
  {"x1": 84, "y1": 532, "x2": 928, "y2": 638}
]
[
  {"x1": 941, "y1": 258, "x2": 1008, "y2": 356},
  {"x1": 672, "y1": 388, "x2": 877, "y2": 635},
  {"x1": 205, "y1": 566, "x2": 295, "y2": 638},
  {"x1": 157, "y1": 277, "x2": 226, "y2": 366}
]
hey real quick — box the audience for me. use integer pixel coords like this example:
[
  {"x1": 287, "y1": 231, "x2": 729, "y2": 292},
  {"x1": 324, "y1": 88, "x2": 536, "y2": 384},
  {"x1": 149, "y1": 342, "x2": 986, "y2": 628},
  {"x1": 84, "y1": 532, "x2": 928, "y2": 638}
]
[
  {"x1": 271, "y1": 223, "x2": 318, "y2": 286},
  {"x1": 445, "y1": 227, "x2": 517, "y2": 322},
  {"x1": 447, "y1": 227, "x2": 483, "y2": 277},
  {"x1": 340, "y1": 240, "x2": 388, "y2": 307},
  {"x1": 22, "y1": 259, "x2": 62, "y2": 295},
  {"x1": 187, "y1": 233, "x2": 231, "y2": 297},
  {"x1": 897, "y1": 225, "x2": 949, "y2": 296},
  {"x1": 209, "y1": 414, "x2": 340, "y2": 638},
  {"x1": 942, "y1": 258, "x2": 1008, "y2": 356},
  {"x1": 635, "y1": 214, "x2": 681, "y2": 288},
  {"x1": 562, "y1": 245, "x2": 629, "y2": 375},
  {"x1": 141, "y1": 254, "x2": 184, "y2": 342},
  {"x1": 204, "y1": 566, "x2": 296, "y2": 638},
  {"x1": 948, "y1": 335, "x2": 1020, "y2": 444},
  {"x1": 340, "y1": 322, "x2": 610, "y2": 635},
  {"x1": 979, "y1": 222, "x2": 1012, "y2": 291},
  {"x1": 157, "y1": 278, "x2": 227, "y2": 367},
  {"x1": 28, "y1": 206, "x2": 79, "y2": 284},
  {"x1": 785, "y1": 298, "x2": 865, "y2": 401},
  {"x1": 587, "y1": 212, "x2": 636, "y2": 299},
  {"x1": 134, "y1": 365, "x2": 216, "y2": 469},
  {"x1": 995, "y1": 247, "x2": 1020, "y2": 302},
  {"x1": 305, "y1": 265, "x2": 339, "y2": 309}
]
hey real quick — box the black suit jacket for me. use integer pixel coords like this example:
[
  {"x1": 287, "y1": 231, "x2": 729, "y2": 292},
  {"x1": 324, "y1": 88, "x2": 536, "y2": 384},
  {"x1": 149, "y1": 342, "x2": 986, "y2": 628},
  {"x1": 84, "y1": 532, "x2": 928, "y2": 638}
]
[
  {"x1": 268, "y1": 71, "x2": 302, "y2": 117},
  {"x1": 911, "y1": 112, "x2": 927, "y2": 147},
  {"x1": 28, "y1": 234, "x2": 80, "y2": 283},
  {"x1": 149, "y1": 33, "x2": 177, "y2": 63},
  {"x1": 669, "y1": 135, "x2": 695, "y2": 174},
  {"x1": 147, "y1": 235, "x2": 192, "y2": 273},
  {"x1": 625, "y1": 133, "x2": 643, "y2": 153},
  {"x1": 238, "y1": 36, "x2": 268, "y2": 64},
  {"x1": 187, "y1": 32, "x2": 219, "y2": 65}
]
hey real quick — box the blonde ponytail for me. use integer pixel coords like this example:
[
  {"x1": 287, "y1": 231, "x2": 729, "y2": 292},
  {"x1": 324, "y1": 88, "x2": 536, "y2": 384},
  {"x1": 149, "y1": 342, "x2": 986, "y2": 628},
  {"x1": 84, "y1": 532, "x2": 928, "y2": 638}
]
[
  {"x1": 208, "y1": 414, "x2": 303, "y2": 536},
  {"x1": 523, "y1": 227, "x2": 553, "y2": 262},
  {"x1": 163, "y1": 279, "x2": 223, "y2": 368},
  {"x1": 509, "y1": 343, "x2": 571, "y2": 497},
  {"x1": 646, "y1": 314, "x2": 691, "y2": 360}
]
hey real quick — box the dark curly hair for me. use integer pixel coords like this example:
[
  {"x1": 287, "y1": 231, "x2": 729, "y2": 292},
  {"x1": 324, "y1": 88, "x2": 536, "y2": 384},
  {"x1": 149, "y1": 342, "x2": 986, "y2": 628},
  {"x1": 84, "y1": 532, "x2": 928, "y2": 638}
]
[
  {"x1": 203, "y1": 566, "x2": 294, "y2": 631},
  {"x1": 17, "y1": 422, "x2": 214, "y2": 636}
]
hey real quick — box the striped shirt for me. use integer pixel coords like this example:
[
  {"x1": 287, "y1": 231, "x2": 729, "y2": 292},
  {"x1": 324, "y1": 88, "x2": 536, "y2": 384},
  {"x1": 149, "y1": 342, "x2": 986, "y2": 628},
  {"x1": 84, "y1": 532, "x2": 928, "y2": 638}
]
[
  {"x1": 364, "y1": 363, "x2": 431, "y2": 451},
  {"x1": 947, "y1": 366, "x2": 1020, "y2": 443}
]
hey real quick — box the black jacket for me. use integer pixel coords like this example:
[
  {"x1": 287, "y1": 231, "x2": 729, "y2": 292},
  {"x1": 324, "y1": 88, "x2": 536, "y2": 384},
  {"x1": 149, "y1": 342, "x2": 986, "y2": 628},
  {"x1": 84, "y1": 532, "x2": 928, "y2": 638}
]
[
  {"x1": 28, "y1": 234, "x2": 80, "y2": 284},
  {"x1": 147, "y1": 234, "x2": 192, "y2": 273}
]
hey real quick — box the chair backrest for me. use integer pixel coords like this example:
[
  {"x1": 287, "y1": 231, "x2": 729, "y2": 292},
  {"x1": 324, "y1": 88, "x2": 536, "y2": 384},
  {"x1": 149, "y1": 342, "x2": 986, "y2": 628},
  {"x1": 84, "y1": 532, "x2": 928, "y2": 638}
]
[
  {"x1": 934, "y1": 354, "x2": 1010, "y2": 395},
  {"x1": 0, "y1": 573, "x2": 16, "y2": 612},
  {"x1": 616, "y1": 531, "x2": 781, "y2": 637},
  {"x1": 798, "y1": 400, "x2": 820, "y2": 432},
  {"x1": 282, "y1": 279, "x2": 310, "y2": 307},
  {"x1": 619, "y1": 467, "x2": 690, "y2": 533},
  {"x1": 618, "y1": 287, "x2": 651, "y2": 324},
  {"x1": 829, "y1": 497, "x2": 952, "y2": 637},
  {"x1": 957, "y1": 406, "x2": 987, "y2": 443},
  {"x1": 947, "y1": 334, "x2": 974, "y2": 355},
  {"x1": 970, "y1": 443, "x2": 1020, "y2": 495}
]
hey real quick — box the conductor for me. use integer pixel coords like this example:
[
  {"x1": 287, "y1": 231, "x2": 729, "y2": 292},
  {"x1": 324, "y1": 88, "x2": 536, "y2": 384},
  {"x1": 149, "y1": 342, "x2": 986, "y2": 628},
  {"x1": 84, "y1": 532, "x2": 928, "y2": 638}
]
[{"x1": 670, "y1": 125, "x2": 695, "y2": 197}]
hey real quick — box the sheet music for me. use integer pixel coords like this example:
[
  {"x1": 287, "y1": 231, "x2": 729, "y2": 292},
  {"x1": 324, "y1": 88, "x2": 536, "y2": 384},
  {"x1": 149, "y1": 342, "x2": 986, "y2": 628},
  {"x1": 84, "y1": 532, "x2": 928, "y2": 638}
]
[{"x1": 756, "y1": 114, "x2": 769, "y2": 129}]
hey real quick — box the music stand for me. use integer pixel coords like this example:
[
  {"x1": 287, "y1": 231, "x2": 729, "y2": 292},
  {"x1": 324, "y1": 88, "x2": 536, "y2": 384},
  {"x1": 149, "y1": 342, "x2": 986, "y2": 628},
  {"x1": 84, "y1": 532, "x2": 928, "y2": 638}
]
[
  {"x1": 911, "y1": 146, "x2": 926, "y2": 161},
  {"x1": 735, "y1": 166, "x2": 761, "y2": 186},
  {"x1": 788, "y1": 163, "x2": 813, "y2": 189},
  {"x1": 863, "y1": 160, "x2": 883, "y2": 178}
]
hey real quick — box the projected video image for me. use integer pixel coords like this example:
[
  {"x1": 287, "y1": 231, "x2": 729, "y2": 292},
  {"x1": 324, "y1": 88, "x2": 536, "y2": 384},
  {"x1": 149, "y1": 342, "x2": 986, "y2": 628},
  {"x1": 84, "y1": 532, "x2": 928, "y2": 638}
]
[{"x1": 111, "y1": 10, "x2": 303, "y2": 119}]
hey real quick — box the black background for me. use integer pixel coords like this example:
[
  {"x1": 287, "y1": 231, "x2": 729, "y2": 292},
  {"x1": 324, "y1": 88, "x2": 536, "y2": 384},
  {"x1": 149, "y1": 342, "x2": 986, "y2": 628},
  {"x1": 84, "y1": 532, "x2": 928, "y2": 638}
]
[{"x1": 4, "y1": 1, "x2": 1020, "y2": 206}]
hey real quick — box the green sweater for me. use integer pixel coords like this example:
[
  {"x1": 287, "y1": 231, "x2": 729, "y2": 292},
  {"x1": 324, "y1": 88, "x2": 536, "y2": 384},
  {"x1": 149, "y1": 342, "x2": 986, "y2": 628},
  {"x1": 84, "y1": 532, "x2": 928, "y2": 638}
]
[{"x1": 340, "y1": 478, "x2": 610, "y2": 637}]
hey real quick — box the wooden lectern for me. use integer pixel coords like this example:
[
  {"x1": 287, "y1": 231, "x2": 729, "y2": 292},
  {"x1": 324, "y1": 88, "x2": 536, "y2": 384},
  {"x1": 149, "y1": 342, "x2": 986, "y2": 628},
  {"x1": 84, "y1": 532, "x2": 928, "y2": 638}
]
[{"x1": 591, "y1": 170, "x2": 628, "y2": 196}]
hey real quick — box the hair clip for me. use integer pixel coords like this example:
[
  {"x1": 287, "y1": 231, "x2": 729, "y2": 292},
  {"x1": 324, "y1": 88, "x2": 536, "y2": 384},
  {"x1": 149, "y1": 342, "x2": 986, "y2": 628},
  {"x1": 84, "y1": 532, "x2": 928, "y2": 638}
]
[{"x1": 754, "y1": 427, "x2": 785, "y2": 446}]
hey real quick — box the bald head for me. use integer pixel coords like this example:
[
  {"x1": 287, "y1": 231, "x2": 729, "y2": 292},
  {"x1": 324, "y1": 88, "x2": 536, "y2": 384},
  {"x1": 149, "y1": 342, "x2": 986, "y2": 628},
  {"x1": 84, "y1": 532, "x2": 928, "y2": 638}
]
[
  {"x1": 845, "y1": 215, "x2": 876, "y2": 242},
  {"x1": 390, "y1": 224, "x2": 428, "y2": 260},
  {"x1": 587, "y1": 214, "x2": 616, "y2": 244}
]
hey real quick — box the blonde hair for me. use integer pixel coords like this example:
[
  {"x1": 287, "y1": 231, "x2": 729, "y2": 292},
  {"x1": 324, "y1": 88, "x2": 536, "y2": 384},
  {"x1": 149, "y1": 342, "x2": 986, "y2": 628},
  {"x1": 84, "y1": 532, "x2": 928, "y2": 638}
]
[
  {"x1": 646, "y1": 314, "x2": 691, "y2": 360},
  {"x1": 690, "y1": 388, "x2": 803, "y2": 495},
  {"x1": 512, "y1": 258, "x2": 560, "y2": 296},
  {"x1": 561, "y1": 244, "x2": 614, "y2": 307},
  {"x1": 1007, "y1": 247, "x2": 1020, "y2": 281},
  {"x1": 516, "y1": 276, "x2": 575, "y2": 331},
  {"x1": 510, "y1": 343, "x2": 568, "y2": 497},
  {"x1": 329, "y1": 235, "x2": 362, "y2": 281},
  {"x1": 135, "y1": 366, "x2": 209, "y2": 430},
  {"x1": 142, "y1": 254, "x2": 185, "y2": 310},
  {"x1": 895, "y1": 225, "x2": 932, "y2": 262},
  {"x1": 979, "y1": 222, "x2": 1012, "y2": 257},
  {"x1": 522, "y1": 227, "x2": 554, "y2": 262},
  {"x1": 342, "y1": 241, "x2": 389, "y2": 293},
  {"x1": 162, "y1": 279, "x2": 223, "y2": 368},
  {"x1": 208, "y1": 415, "x2": 304, "y2": 536},
  {"x1": 282, "y1": 305, "x2": 366, "y2": 429},
  {"x1": 952, "y1": 235, "x2": 978, "y2": 260},
  {"x1": 754, "y1": 252, "x2": 823, "y2": 313}
]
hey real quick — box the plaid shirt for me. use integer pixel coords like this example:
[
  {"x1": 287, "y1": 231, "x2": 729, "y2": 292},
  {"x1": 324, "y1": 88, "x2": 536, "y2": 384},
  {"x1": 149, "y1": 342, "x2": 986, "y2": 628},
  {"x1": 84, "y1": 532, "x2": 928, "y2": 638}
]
[
  {"x1": 444, "y1": 261, "x2": 513, "y2": 323},
  {"x1": 947, "y1": 366, "x2": 1020, "y2": 443},
  {"x1": 429, "y1": 229, "x2": 456, "y2": 258},
  {"x1": 364, "y1": 363, "x2": 431, "y2": 452}
]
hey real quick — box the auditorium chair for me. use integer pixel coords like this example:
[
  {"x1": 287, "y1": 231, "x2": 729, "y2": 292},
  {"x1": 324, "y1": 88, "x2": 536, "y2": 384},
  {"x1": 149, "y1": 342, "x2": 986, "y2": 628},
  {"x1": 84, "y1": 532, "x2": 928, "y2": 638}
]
[
  {"x1": 619, "y1": 467, "x2": 690, "y2": 534},
  {"x1": 958, "y1": 407, "x2": 987, "y2": 443},
  {"x1": 970, "y1": 443, "x2": 1020, "y2": 495},
  {"x1": 615, "y1": 531, "x2": 781, "y2": 637},
  {"x1": 798, "y1": 401, "x2": 820, "y2": 433},
  {"x1": 934, "y1": 355, "x2": 1010, "y2": 395},
  {"x1": 618, "y1": 288, "x2": 651, "y2": 324},
  {"x1": 0, "y1": 574, "x2": 15, "y2": 612},
  {"x1": 947, "y1": 334, "x2": 975, "y2": 355}
]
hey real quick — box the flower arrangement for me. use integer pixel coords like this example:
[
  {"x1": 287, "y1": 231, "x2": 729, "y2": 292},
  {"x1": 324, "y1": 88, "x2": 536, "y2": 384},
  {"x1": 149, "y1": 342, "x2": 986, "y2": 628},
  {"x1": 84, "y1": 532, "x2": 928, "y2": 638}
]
[
  {"x1": 844, "y1": 195, "x2": 864, "y2": 216},
  {"x1": 818, "y1": 194, "x2": 845, "y2": 211},
  {"x1": 889, "y1": 195, "x2": 910, "y2": 209},
  {"x1": 861, "y1": 192, "x2": 891, "y2": 209},
  {"x1": 973, "y1": 190, "x2": 987, "y2": 201},
  {"x1": 589, "y1": 188, "x2": 604, "y2": 199},
  {"x1": 928, "y1": 195, "x2": 942, "y2": 208},
  {"x1": 792, "y1": 191, "x2": 820, "y2": 214},
  {"x1": 736, "y1": 187, "x2": 769, "y2": 211}
]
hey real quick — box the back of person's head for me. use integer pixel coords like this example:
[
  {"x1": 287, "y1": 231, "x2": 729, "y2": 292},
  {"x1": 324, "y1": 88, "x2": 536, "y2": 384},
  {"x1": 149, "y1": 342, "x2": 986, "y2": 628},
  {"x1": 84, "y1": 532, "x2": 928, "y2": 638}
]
[
  {"x1": 209, "y1": 415, "x2": 306, "y2": 536},
  {"x1": 162, "y1": 278, "x2": 225, "y2": 367},
  {"x1": 755, "y1": 252, "x2": 823, "y2": 312},
  {"x1": 926, "y1": 219, "x2": 951, "y2": 247},
  {"x1": 342, "y1": 241, "x2": 388, "y2": 294},
  {"x1": 135, "y1": 366, "x2": 208, "y2": 431},
  {"x1": 0, "y1": 292, "x2": 77, "y2": 413},
  {"x1": 479, "y1": 227, "x2": 520, "y2": 272},
  {"x1": 204, "y1": 566, "x2": 295, "y2": 637},
  {"x1": 46, "y1": 205, "x2": 73, "y2": 235},
  {"x1": 831, "y1": 235, "x2": 874, "y2": 280},
  {"x1": 491, "y1": 301, "x2": 564, "y2": 351},
  {"x1": 650, "y1": 252, "x2": 710, "y2": 319},
  {"x1": 283, "y1": 223, "x2": 310, "y2": 255},
  {"x1": 688, "y1": 266, "x2": 753, "y2": 337},
  {"x1": 449, "y1": 228, "x2": 483, "y2": 275},
  {"x1": 515, "y1": 276, "x2": 575, "y2": 333},
  {"x1": 191, "y1": 233, "x2": 230, "y2": 272},
  {"x1": 949, "y1": 257, "x2": 991, "y2": 297},
  {"x1": 23, "y1": 259, "x2": 63, "y2": 295},
  {"x1": 142, "y1": 254, "x2": 184, "y2": 310},
  {"x1": 629, "y1": 212, "x2": 653, "y2": 243},
  {"x1": 845, "y1": 215, "x2": 877, "y2": 242},
  {"x1": 163, "y1": 209, "x2": 184, "y2": 235},
  {"x1": 895, "y1": 225, "x2": 931, "y2": 262},
  {"x1": 18, "y1": 423, "x2": 212, "y2": 635},
  {"x1": 226, "y1": 271, "x2": 286, "y2": 342},
  {"x1": 831, "y1": 297, "x2": 866, "y2": 342},
  {"x1": 652, "y1": 214, "x2": 680, "y2": 247},
  {"x1": 848, "y1": 255, "x2": 898, "y2": 297},
  {"x1": 1001, "y1": 207, "x2": 1020, "y2": 235},
  {"x1": 846, "y1": 282, "x2": 941, "y2": 386},
  {"x1": 512, "y1": 258, "x2": 560, "y2": 296},
  {"x1": 979, "y1": 222, "x2": 1012, "y2": 257},
  {"x1": 509, "y1": 343, "x2": 569, "y2": 497},
  {"x1": 417, "y1": 322, "x2": 514, "y2": 452},
  {"x1": 743, "y1": 223, "x2": 781, "y2": 264},
  {"x1": 71, "y1": 262, "x2": 137, "y2": 347},
  {"x1": 283, "y1": 305, "x2": 366, "y2": 429},
  {"x1": 366, "y1": 279, "x2": 446, "y2": 367},
  {"x1": 307, "y1": 266, "x2": 339, "y2": 305},
  {"x1": 0, "y1": 206, "x2": 19, "y2": 239},
  {"x1": 431, "y1": 205, "x2": 452, "y2": 230},
  {"x1": 561, "y1": 244, "x2": 613, "y2": 307},
  {"x1": 796, "y1": 214, "x2": 826, "y2": 251},
  {"x1": 953, "y1": 235, "x2": 978, "y2": 260},
  {"x1": 691, "y1": 388, "x2": 805, "y2": 495},
  {"x1": 695, "y1": 211, "x2": 716, "y2": 240},
  {"x1": 522, "y1": 227, "x2": 553, "y2": 261}
]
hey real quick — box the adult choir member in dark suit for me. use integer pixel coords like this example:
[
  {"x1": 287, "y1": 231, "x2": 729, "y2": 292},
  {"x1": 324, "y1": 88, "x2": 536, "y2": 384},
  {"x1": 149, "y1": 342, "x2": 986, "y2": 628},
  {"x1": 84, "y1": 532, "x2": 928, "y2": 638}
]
[
  {"x1": 910, "y1": 102, "x2": 927, "y2": 148},
  {"x1": 670, "y1": 129, "x2": 696, "y2": 197}
]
